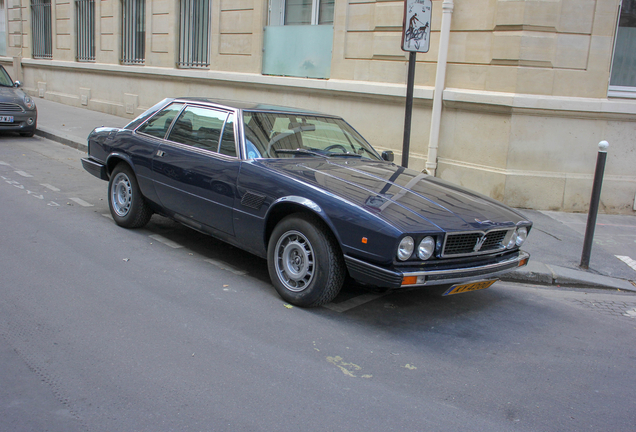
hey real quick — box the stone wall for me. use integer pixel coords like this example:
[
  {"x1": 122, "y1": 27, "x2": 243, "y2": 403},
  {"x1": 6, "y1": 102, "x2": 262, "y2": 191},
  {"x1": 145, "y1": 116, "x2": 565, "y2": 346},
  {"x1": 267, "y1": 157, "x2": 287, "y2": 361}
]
[{"x1": 2, "y1": 0, "x2": 634, "y2": 213}]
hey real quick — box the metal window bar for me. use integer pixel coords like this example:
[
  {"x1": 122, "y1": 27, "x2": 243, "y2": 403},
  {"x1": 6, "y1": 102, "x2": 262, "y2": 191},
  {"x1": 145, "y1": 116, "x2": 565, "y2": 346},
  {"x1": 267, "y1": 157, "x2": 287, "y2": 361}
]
[
  {"x1": 31, "y1": 0, "x2": 52, "y2": 59},
  {"x1": 121, "y1": 0, "x2": 145, "y2": 64},
  {"x1": 178, "y1": 0, "x2": 210, "y2": 68},
  {"x1": 76, "y1": 0, "x2": 95, "y2": 61}
]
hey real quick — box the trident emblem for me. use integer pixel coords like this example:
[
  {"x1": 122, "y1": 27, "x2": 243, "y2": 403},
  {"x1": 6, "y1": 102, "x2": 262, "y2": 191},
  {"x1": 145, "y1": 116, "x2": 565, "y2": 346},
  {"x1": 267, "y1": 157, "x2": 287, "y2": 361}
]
[{"x1": 473, "y1": 235, "x2": 487, "y2": 252}]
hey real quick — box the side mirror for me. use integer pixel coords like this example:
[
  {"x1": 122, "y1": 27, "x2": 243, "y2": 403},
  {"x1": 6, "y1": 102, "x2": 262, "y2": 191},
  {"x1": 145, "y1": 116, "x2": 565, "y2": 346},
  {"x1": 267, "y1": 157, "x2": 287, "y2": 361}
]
[
  {"x1": 14, "y1": 81, "x2": 21, "y2": 88},
  {"x1": 381, "y1": 151, "x2": 394, "y2": 162}
]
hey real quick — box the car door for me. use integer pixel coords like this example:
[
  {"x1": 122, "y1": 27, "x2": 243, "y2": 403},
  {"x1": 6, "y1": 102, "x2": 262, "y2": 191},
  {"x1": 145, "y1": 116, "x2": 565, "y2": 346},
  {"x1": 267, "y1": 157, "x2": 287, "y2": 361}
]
[{"x1": 151, "y1": 105, "x2": 240, "y2": 236}]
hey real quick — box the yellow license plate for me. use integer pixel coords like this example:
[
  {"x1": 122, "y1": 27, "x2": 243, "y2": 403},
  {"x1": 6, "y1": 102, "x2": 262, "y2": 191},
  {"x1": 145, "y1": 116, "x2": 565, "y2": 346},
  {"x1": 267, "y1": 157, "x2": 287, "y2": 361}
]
[{"x1": 442, "y1": 280, "x2": 497, "y2": 296}]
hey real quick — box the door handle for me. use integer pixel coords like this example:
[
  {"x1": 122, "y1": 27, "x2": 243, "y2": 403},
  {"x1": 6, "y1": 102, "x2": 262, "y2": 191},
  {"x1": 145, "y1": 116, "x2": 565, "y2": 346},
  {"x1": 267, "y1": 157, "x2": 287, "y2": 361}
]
[{"x1": 156, "y1": 150, "x2": 165, "y2": 157}]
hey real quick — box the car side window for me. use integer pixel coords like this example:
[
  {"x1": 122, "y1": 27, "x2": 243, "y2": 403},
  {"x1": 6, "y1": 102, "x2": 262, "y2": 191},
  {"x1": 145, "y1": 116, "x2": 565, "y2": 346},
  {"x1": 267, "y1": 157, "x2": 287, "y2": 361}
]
[
  {"x1": 167, "y1": 106, "x2": 229, "y2": 153},
  {"x1": 136, "y1": 103, "x2": 184, "y2": 139},
  {"x1": 218, "y1": 114, "x2": 236, "y2": 157}
]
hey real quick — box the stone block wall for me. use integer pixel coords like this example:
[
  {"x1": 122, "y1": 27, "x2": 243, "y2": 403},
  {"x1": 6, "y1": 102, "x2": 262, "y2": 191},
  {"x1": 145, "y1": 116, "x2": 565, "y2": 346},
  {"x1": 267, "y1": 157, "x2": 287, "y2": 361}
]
[{"x1": 1, "y1": 0, "x2": 634, "y2": 213}]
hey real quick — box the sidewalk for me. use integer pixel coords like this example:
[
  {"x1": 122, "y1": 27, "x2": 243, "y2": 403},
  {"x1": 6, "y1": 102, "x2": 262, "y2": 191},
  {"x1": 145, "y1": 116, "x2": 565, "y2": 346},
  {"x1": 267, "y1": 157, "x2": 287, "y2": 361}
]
[{"x1": 32, "y1": 98, "x2": 636, "y2": 293}]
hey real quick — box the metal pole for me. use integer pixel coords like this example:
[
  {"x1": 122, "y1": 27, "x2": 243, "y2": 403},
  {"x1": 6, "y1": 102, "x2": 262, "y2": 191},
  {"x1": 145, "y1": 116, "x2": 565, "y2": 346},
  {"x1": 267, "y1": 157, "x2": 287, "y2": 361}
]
[
  {"x1": 580, "y1": 140, "x2": 609, "y2": 269},
  {"x1": 401, "y1": 51, "x2": 417, "y2": 168}
]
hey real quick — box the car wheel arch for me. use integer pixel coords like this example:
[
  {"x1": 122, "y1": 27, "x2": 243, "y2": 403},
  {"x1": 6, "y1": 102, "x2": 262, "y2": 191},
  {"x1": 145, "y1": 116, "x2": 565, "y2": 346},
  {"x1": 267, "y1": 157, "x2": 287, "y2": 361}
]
[
  {"x1": 106, "y1": 153, "x2": 135, "y2": 179},
  {"x1": 264, "y1": 198, "x2": 343, "y2": 256}
]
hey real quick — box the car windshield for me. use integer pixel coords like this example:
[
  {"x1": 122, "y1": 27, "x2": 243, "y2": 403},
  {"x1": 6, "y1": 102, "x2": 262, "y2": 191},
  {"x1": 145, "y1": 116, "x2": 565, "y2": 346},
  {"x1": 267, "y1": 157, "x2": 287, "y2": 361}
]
[
  {"x1": 242, "y1": 111, "x2": 381, "y2": 160},
  {"x1": 0, "y1": 67, "x2": 13, "y2": 87}
]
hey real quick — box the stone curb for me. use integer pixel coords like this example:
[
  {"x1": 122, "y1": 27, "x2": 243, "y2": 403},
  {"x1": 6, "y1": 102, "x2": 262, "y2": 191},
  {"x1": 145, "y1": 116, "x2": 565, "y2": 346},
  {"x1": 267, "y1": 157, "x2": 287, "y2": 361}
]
[
  {"x1": 501, "y1": 261, "x2": 636, "y2": 292},
  {"x1": 35, "y1": 127, "x2": 88, "y2": 152}
]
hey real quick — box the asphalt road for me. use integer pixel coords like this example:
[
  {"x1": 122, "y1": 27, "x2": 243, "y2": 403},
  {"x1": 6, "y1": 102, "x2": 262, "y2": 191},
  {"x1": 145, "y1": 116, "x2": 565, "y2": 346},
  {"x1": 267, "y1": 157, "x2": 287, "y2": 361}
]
[{"x1": 1, "y1": 135, "x2": 636, "y2": 432}]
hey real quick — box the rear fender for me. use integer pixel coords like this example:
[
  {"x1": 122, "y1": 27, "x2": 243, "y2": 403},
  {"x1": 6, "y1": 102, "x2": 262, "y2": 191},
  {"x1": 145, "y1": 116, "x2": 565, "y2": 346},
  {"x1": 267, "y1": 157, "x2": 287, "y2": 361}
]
[{"x1": 106, "y1": 152, "x2": 135, "y2": 178}]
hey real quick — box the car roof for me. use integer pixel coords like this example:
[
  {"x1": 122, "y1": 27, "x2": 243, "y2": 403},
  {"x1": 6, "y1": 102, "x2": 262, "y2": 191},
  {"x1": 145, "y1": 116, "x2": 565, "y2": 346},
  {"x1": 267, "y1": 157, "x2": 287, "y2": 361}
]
[{"x1": 172, "y1": 97, "x2": 333, "y2": 117}]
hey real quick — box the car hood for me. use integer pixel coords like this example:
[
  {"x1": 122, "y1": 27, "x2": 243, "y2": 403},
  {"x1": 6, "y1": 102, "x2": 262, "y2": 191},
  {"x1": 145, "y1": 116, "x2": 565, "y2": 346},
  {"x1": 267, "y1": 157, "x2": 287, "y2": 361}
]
[
  {"x1": 0, "y1": 86, "x2": 25, "y2": 104},
  {"x1": 259, "y1": 158, "x2": 529, "y2": 233}
]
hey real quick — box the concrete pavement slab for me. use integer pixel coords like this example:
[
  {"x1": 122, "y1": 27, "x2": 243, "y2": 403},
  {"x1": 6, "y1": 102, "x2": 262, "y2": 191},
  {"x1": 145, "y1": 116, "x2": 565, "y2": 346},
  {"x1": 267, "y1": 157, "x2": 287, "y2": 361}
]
[{"x1": 34, "y1": 98, "x2": 128, "y2": 151}]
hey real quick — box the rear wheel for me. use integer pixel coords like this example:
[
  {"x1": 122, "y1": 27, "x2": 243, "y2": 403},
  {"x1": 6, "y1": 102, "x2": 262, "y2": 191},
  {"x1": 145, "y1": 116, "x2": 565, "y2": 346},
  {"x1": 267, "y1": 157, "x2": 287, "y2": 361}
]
[
  {"x1": 108, "y1": 163, "x2": 152, "y2": 228},
  {"x1": 268, "y1": 214, "x2": 345, "y2": 307}
]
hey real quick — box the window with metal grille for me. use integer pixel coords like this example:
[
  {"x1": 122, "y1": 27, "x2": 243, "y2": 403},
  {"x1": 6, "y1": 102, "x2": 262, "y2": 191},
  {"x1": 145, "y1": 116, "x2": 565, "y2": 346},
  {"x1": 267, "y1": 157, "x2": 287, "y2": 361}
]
[
  {"x1": 31, "y1": 0, "x2": 52, "y2": 59},
  {"x1": 76, "y1": 0, "x2": 95, "y2": 62},
  {"x1": 121, "y1": 0, "x2": 145, "y2": 65},
  {"x1": 178, "y1": 0, "x2": 210, "y2": 68}
]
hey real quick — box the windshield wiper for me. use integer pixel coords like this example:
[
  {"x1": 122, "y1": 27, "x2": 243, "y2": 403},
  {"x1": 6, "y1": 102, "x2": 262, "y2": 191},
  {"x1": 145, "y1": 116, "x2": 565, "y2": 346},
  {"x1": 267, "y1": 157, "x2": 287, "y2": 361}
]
[
  {"x1": 326, "y1": 152, "x2": 363, "y2": 158},
  {"x1": 275, "y1": 149, "x2": 325, "y2": 157}
]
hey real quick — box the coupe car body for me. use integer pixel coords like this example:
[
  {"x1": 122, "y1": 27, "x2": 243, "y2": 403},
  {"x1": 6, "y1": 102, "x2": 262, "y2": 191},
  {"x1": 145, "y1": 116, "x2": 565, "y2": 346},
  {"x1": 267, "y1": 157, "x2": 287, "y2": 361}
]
[
  {"x1": 82, "y1": 97, "x2": 531, "y2": 306},
  {"x1": 0, "y1": 65, "x2": 37, "y2": 137}
]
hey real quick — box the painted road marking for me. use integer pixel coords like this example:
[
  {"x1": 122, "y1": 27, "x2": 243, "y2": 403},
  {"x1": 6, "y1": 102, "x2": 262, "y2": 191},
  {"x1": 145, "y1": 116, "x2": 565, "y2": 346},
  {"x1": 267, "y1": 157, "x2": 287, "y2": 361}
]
[
  {"x1": 0, "y1": 161, "x2": 10, "y2": 166},
  {"x1": 149, "y1": 234, "x2": 184, "y2": 249},
  {"x1": 41, "y1": 183, "x2": 61, "y2": 192},
  {"x1": 27, "y1": 190, "x2": 44, "y2": 199},
  {"x1": 69, "y1": 197, "x2": 94, "y2": 207},
  {"x1": 48, "y1": 202, "x2": 60, "y2": 207},
  {"x1": 324, "y1": 293, "x2": 386, "y2": 313},
  {"x1": 14, "y1": 170, "x2": 32, "y2": 178},
  {"x1": 204, "y1": 258, "x2": 248, "y2": 276},
  {"x1": 616, "y1": 255, "x2": 636, "y2": 272},
  {"x1": 102, "y1": 213, "x2": 113, "y2": 220}
]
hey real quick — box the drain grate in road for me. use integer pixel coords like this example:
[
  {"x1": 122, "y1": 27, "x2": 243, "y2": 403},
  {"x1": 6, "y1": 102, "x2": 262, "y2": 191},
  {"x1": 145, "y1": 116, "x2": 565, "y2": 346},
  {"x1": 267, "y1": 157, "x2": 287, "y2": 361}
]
[{"x1": 572, "y1": 299, "x2": 636, "y2": 319}]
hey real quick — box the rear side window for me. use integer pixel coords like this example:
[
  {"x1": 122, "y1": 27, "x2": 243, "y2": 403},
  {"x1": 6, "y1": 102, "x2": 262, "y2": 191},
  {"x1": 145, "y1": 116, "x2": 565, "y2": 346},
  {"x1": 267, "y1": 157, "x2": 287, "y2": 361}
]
[
  {"x1": 136, "y1": 103, "x2": 184, "y2": 139},
  {"x1": 167, "y1": 106, "x2": 233, "y2": 154}
]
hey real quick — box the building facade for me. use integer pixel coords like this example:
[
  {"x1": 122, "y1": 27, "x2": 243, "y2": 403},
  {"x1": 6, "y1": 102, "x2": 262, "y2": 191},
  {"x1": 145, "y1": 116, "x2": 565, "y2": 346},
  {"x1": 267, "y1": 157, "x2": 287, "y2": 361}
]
[{"x1": 1, "y1": 0, "x2": 634, "y2": 213}]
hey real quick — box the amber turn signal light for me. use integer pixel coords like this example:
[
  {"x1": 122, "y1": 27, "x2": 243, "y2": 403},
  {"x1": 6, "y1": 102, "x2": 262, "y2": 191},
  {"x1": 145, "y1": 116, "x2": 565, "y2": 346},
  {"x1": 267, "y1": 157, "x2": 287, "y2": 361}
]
[{"x1": 402, "y1": 276, "x2": 417, "y2": 286}]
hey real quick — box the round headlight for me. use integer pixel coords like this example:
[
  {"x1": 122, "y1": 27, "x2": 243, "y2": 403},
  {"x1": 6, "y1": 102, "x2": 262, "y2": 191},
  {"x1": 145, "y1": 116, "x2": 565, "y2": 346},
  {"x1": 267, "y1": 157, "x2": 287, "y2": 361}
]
[
  {"x1": 507, "y1": 231, "x2": 518, "y2": 249},
  {"x1": 417, "y1": 236, "x2": 435, "y2": 260},
  {"x1": 515, "y1": 227, "x2": 528, "y2": 247},
  {"x1": 397, "y1": 236, "x2": 414, "y2": 261},
  {"x1": 24, "y1": 96, "x2": 35, "y2": 110}
]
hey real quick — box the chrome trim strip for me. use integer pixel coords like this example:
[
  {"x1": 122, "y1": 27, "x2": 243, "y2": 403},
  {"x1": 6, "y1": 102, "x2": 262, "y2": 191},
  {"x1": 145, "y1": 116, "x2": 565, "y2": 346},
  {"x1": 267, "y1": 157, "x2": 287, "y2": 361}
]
[
  {"x1": 400, "y1": 251, "x2": 530, "y2": 287},
  {"x1": 404, "y1": 251, "x2": 529, "y2": 278}
]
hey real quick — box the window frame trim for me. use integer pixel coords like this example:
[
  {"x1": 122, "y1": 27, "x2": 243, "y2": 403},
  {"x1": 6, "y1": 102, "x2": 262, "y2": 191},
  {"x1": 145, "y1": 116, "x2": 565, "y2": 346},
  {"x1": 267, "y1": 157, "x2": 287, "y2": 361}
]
[{"x1": 608, "y1": 0, "x2": 636, "y2": 98}]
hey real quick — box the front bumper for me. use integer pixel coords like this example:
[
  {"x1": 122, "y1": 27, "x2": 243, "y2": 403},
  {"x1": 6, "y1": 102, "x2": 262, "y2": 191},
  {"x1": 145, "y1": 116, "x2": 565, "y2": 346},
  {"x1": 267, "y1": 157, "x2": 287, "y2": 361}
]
[
  {"x1": 0, "y1": 110, "x2": 37, "y2": 133},
  {"x1": 345, "y1": 251, "x2": 530, "y2": 289}
]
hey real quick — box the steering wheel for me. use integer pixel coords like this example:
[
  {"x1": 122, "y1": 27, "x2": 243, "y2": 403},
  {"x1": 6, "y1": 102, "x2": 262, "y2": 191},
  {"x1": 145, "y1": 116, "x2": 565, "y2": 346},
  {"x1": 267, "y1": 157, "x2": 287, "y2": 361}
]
[{"x1": 324, "y1": 144, "x2": 347, "y2": 153}]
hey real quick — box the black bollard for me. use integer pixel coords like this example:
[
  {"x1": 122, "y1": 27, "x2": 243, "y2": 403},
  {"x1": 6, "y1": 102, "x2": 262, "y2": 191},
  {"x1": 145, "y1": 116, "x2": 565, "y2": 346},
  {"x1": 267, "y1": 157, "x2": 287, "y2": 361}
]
[{"x1": 580, "y1": 141, "x2": 609, "y2": 269}]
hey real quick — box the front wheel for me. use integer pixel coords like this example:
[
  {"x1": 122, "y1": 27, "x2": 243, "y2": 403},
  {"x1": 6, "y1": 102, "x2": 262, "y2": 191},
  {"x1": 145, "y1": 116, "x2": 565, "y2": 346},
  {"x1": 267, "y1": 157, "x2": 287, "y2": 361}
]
[
  {"x1": 108, "y1": 163, "x2": 152, "y2": 228},
  {"x1": 267, "y1": 214, "x2": 345, "y2": 307}
]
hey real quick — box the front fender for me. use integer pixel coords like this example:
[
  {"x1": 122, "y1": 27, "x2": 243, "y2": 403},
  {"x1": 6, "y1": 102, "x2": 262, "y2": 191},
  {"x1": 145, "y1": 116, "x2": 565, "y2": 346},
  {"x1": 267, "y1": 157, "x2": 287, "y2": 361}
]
[{"x1": 264, "y1": 195, "x2": 343, "y2": 250}]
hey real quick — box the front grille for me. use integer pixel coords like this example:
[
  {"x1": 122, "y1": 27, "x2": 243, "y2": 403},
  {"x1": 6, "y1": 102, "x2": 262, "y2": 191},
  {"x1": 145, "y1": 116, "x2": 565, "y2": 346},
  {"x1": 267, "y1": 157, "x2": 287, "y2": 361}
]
[
  {"x1": 443, "y1": 229, "x2": 510, "y2": 257},
  {"x1": 0, "y1": 103, "x2": 24, "y2": 113}
]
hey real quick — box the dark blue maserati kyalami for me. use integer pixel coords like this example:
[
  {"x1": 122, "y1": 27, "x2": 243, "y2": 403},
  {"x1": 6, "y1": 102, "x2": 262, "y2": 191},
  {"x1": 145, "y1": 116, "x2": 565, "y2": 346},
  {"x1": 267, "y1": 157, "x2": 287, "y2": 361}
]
[{"x1": 82, "y1": 98, "x2": 532, "y2": 307}]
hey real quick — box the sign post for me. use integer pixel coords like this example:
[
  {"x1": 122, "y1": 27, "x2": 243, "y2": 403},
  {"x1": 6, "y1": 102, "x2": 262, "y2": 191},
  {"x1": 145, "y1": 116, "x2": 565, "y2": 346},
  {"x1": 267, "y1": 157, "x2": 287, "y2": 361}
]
[{"x1": 400, "y1": 0, "x2": 432, "y2": 168}]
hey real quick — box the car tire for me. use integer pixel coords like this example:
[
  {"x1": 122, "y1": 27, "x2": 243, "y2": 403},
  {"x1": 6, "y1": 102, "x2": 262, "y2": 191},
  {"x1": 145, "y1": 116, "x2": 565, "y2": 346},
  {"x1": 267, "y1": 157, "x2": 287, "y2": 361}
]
[
  {"x1": 108, "y1": 163, "x2": 152, "y2": 228},
  {"x1": 268, "y1": 214, "x2": 345, "y2": 307}
]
